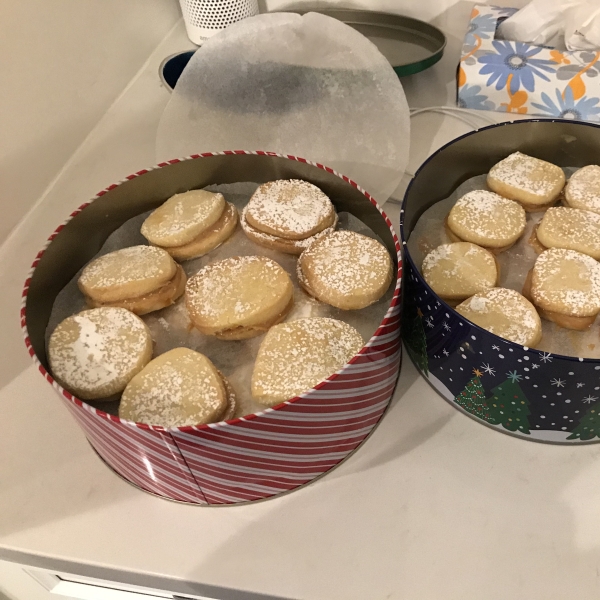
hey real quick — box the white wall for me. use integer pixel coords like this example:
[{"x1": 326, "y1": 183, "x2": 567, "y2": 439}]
[
  {"x1": 0, "y1": 0, "x2": 181, "y2": 243},
  {"x1": 0, "y1": 8, "x2": 182, "y2": 598}
]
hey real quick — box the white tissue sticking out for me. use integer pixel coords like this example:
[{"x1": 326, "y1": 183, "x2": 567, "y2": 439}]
[
  {"x1": 565, "y1": 0, "x2": 600, "y2": 51},
  {"x1": 498, "y1": 0, "x2": 600, "y2": 51},
  {"x1": 156, "y1": 12, "x2": 410, "y2": 205}
]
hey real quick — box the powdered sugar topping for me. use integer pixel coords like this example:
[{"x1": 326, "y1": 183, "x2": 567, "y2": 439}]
[
  {"x1": 566, "y1": 165, "x2": 600, "y2": 213},
  {"x1": 301, "y1": 230, "x2": 392, "y2": 295},
  {"x1": 533, "y1": 248, "x2": 600, "y2": 315},
  {"x1": 489, "y1": 152, "x2": 564, "y2": 197},
  {"x1": 186, "y1": 255, "x2": 291, "y2": 322},
  {"x1": 49, "y1": 308, "x2": 149, "y2": 396},
  {"x1": 246, "y1": 180, "x2": 334, "y2": 238},
  {"x1": 538, "y1": 207, "x2": 600, "y2": 252},
  {"x1": 458, "y1": 288, "x2": 540, "y2": 346},
  {"x1": 252, "y1": 318, "x2": 364, "y2": 402},
  {"x1": 121, "y1": 350, "x2": 224, "y2": 428},
  {"x1": 79, "y1": 245, "x2": 174, "y2": 290},
  {"x1": 141, "y1": 190, "x2": 225, "y2": 245},
  {"x1": 449, "y1": 190, "x2": 526, "y2": 242}
]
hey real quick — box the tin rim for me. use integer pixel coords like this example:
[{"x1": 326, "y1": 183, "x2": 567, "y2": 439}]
[
  {"x1": 305, "y1": 8, "x2": 446, "y2": 77},
  {"x1": 22, "y1": 150, "x2": 402, "y2": 435},
  {"x1": 400, "y1": 118, "x2": 600, "y2": 365}
]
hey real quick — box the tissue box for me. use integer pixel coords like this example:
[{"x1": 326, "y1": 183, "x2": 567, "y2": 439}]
[{"x1": 458, "y1": 5, "x2": 600, "y2": 121}]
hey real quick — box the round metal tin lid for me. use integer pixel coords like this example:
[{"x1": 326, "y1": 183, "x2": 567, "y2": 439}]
[
  {"x1": 160, "y1": 10, "x2": 446, "y2": 90},
  {"x1": 311, "y1": 9, "x2": 446, "y2": 78}
]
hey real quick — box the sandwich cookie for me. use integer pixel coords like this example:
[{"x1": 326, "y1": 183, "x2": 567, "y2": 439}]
[
  {"x1": 78, "y1": 245, "x2": 186, "y2": 315},
  {"x1": 487, "y1": 152, "x2": 565, "y2": 211},
  {"x1": 141, "y1": 189, "x2": 237, "y2": 260},
  {"x1": 564, "y1": 165, "x2": 600, "y2": 215},
  {"x1": 422, "y1": 242, "x2": 499, "y2": 305},
  {"x1": 524, "y1": 248, "x2": 600, "y2": 331},
  {"x1": 186, "y1": 255, "x2": 294, "y2": 340},
  {"x1": 251, "y1": 317, "x2": 364, "y2": 407},
  {"x1": 446, "y1": 190, "x2": 526, "y2": 253},
  {"x1": 119, "y1": 347, "x2": 236, "y2": 427},
  {"x1": 241, "y1": 180, "x2": 337, "y2": 255},
  {"x1": 48, "y1": 307, "x2": 153, "y2": 400},
  {"x1": 533, "y1": 206, "x2": 600, "y2": 260},
  {"x1": 456, "y1": 288, "x2": 542, "y2": 346},
  {"x1": 297, "y1": 230, "x2": 393, "y2": 310}
]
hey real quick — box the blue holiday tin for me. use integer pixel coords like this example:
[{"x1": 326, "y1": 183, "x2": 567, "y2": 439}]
[{"x1": 401, "y1": 119, "x2": 600, "y2": 444}]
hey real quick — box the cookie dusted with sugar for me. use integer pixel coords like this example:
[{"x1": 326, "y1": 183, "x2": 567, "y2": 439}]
[
  {"x1": 534, "y1": 207, "x2": 600, "y2": 260},
  {"x1": 524, "y1": 248, "x2": 600, "y2": 331},
  {"x1": 119, "y1": 348, "x2": 236, "y2": 427},
  {"x1": 241, "y1": 180, "x2": 338, "y2": 255},
  {"x1": 185, "y1": 255, "x2": 294, "y2": 340},
  {"x1": 141, "y1": 189, "x2": 237, "y2": 260},
  {"x1": 446, "y1": 190, "x2": 526, "y2": 253},
  {"x1": 487, "y1": 152, "x2": 565, "y2": 211},
  {"x1": 78, "y1": 245, "x2": 186, "y2": 315},
  {"x1": 48, "y1": 307, "x2": 153, "y2": 400},
  {"x1": 251, "y1": 317, "x2": 364, "y2": 407},
  {"x1": 456, "y1": 288, "x2": 542, "y2": 346},
  {"x1": 297, "y1": 230, "x2": 393, "y2": 310},
  {"x1": 422, "y1": 242, "x2": 498, "y2": 305},
  {"x1": 564, "y1": 165, "x2": 600, "y2": 215}
]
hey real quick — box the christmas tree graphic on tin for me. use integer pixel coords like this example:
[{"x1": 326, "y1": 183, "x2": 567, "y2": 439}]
[
  {"x1": 568, "y1": 405, "x2": 600, "y2": 441},
  {"x1": 486, "y1": 371, "x2": 531, "y2": 434},
  {"x1": 455, "y1": 369, "x2": 491, "y2": 422},
  {"x1": 455, "y1": 369, "x2": 531, "y2": 434}
]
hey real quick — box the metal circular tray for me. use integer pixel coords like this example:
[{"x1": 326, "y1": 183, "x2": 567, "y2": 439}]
[{"x1": 160, "y1": 9, "x2": 446, "y2": 90}]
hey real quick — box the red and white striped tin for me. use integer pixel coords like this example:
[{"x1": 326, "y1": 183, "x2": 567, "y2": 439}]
[{"x1": 22, "y1": 152, "x2": 402, "y2": 505}]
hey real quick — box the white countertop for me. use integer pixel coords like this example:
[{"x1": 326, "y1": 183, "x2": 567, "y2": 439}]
[{"x1": 4, "y1": 3, "x2": 600, "y2": 600}]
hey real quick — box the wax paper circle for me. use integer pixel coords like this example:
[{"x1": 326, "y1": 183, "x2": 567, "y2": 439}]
[{"x1": 156, "y1": 12, "x2": 410, "y2": 204}]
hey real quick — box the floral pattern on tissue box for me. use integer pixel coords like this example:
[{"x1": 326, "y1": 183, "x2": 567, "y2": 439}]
[{"x1": 458, "y1": 5, "x2": 600, "y2": 121}]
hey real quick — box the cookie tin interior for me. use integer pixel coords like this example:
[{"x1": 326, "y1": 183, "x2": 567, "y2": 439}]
[
  {"x1": 27, "y1": 152, "x2": 396, "y2": 371},
  {"x1": 401, "y1": 120, "x2": 600, "y2": 444}
]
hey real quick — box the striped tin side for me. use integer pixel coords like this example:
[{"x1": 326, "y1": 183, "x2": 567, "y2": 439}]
[{"x1": 22, "y1": 151, "x2": 402, "y2": 505}]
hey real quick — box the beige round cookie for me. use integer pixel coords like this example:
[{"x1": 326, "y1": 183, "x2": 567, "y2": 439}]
[
  {"x1": 141, "y1": 189, "x2": 226, "y2": 248},
  {"x1": 422, "y1": 242, "x2": 498, "y2": 302},
  {"x1": 78, "y1": 245, "x2": 177, "y2": 303},
  {"x1": 48, "y1": 307, "x2": 153, "y2": 400},
  {"x1": 298, "y1": 230, "x2": 393, "y2": 310},
  {"x1": 251, "y1": 317, "x2": 364, "y2": 407},
  {"x1": 530, "y1": 248, "x2": 600, "y2": 319},
  {"x1": 446, "y1": 190, "x2": 526, "y2": 250},
  {"x1": 487, "y1": 151, "x2": 565, "y2": 209},
  {"x1": 166, "y1": 203, "x2": 238, "y2": 261},
  {"x1": 186, "y1": 256, "x2": 294, "y2": 339},
  {"x1": 456, "y1": 288, "x2": 542, "y2": 346},
  {"x1": 87, "y1": 264, "x2": 186, "y2": 315},
  {"x1": 536, "y1": 207, "x2": 600, "y2": 260},
  {"x1": 245, "y1": 180, "x2": 336, "y2": 240},
  {"x1": 565, "y1": 165, "x2": 600, "y2": 214},
  {"x1": 241, "y1": 206, "x2": 338, "y2": 255},
  {"x1": 119, "y1": 348, "x2": 228, "y2": 427}
]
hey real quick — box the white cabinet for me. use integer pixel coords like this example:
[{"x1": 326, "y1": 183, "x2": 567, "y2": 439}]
[{"x1": 0, "y1": 560, "x2": 285, "y2": 600}]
